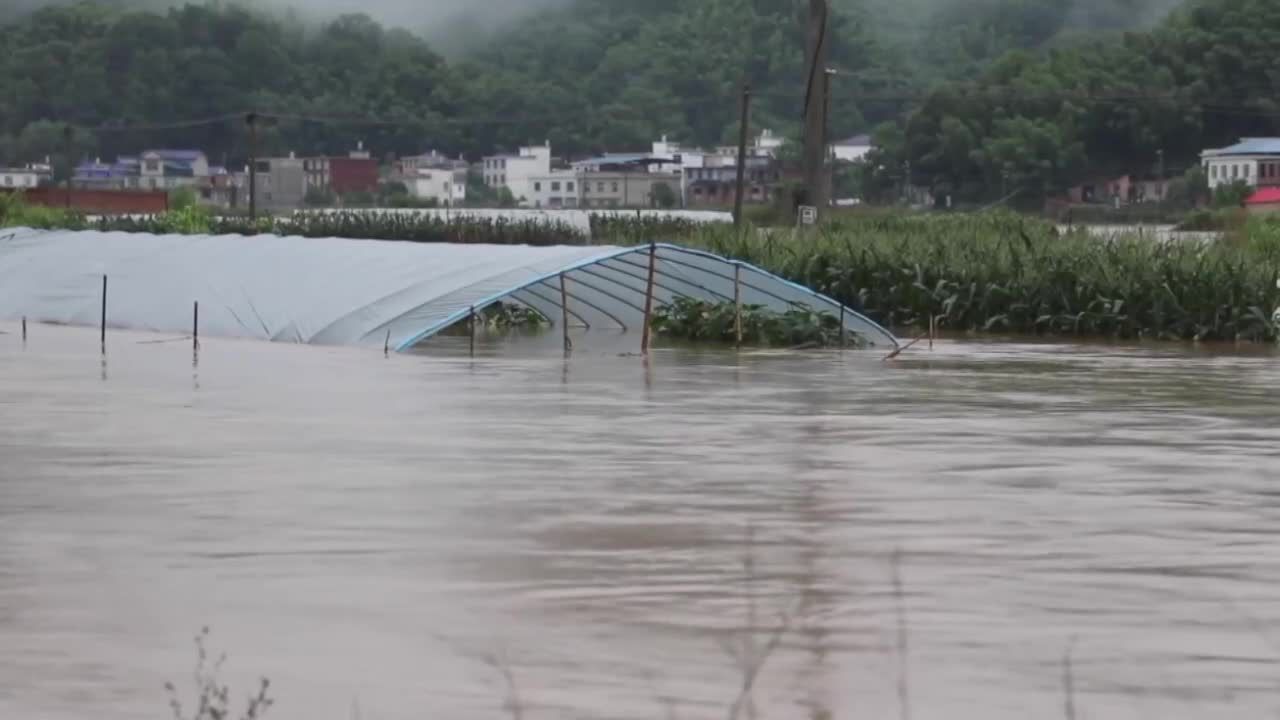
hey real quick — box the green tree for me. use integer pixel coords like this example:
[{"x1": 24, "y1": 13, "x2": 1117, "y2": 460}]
[{"x1": 652, "y1": 181, "x2": 678, "y2": 209}]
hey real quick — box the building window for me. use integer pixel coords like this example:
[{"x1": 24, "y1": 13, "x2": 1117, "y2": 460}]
[
  {"x1": 1232, "y1": 165, "x2": 1239, "y2": 179},
  {"x1": 566, "y1": 182, "x2": 574, "y2": 191},
  {"x1": 500, "y1": 174, "x2": 505, "y2": 184},
  {"x1": 551, "y1": 181, "x2": 560, "y2": 192},
  {"x1": 611, "y1": 182, "x2": 619, "y2": 192},
  {"x1": 145, "y1": 160, "x2": 160, "y2": 172},
  {"x1": 534, "y1": 181, "x2": 542, "y2": 192},
  {"x1": 597, "y1": 182, "x2": 605, "y2": 192},
  {"x1": 500, "y1": 159, "x2": 507, "y2": 169}
]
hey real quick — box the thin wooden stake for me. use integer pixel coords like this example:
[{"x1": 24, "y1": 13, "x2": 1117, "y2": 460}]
[
  {"x1": 100, "y1": 274, "x2": 107, "y2": 350},
  {"x1": 559, "y1": 273, "x2": 572, "y2": 353},
  {"x1": 384, "y1": 328, "x2": 391, "y2": 357},
  {"x1": 192, "y1": 301, "x2": 199, "y2": 350},
  {"x1": 469, "y1": 306, "x2": 476, "y2": 357},
  {"x1": 929, "y1": 315, "x2": 935, "y2": 350},
  {"x1": 892, "y1": 550, "x2": 912, "y2": 720},
  {"x1": 839, "y1": 304, "x2": 846, "y2": 349},
  {"x1": 640, "y1": 242, "x2": 657, "y2": 354},
  {"x1": 734, "y1": 263, "x2": 743, "y2": 349},
  {"x1": 21, "y1": 316, "x2": 27, "y2": 343}
]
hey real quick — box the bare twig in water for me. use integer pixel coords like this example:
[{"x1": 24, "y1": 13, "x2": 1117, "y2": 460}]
[
  {"x1": 726, "y1": 603, "x2": 800, "y2": 720},
  {"x1": 723, "y1": 522, "x2": 803, "y2": 720},
  {"x1": 481, "y1": 651, "x2": 525, "y2": 720},
  {"x1": 164, "y1": 627, "x2": 273, "y2": 720},
  {"x1": 882, "y1": 332, "x2": 928, "y2": 362},
  {"x1": 1062, "y1": 637, "x2": 1078, "y2": 720},
  {"x1": 891, "y1": 550, "x2": 912, "y2": 720}
]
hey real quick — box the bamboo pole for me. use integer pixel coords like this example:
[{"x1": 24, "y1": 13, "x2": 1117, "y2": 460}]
[
  {"x1": 559, "y1": 273, "x2": 572, "y2": 353},
  {"x1": 839, "y1": 304, "x2": 846, "y2": 349},
  {"x1": 192, "y1": 301, "x2": 199, "y2": 350},
  {"x1": 469, "y1": 306, "x2": 476, "y2": 357},
  {"x1": 640, "y1": 242, "x2": 657, "y2": 354},
  {"x1": 734, "y1": 263, "x2": 743, "y2": 348},
  {"x1": 100, "y1": 274, "x2": 107, "y2": 350}
]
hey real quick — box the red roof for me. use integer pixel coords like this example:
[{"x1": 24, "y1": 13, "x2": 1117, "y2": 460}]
[{"x1": 1246, "y1": 187, "x2": 1280, "y2": 205}]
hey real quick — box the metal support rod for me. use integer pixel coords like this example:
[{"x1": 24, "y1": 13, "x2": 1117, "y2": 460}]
[
  {"x1": 100, "y1": 274, "x2": 107, "y2": 349},
  {"x1": 732, "y1": 83, "x2": 752, "y2": 230},
  {"x1": 468, "y1": 305, "x2": 476, "y2": 357},
  {"x1": 640, "y1": 242, "x2": 658, "y2": 355},
  {"x1": 734, "y1": 263, "x2": 743, "y2": 348},
  {"x1": 246, "y1": 112, "x2": 258, "y2": 221},
  {"x1": 193, "y1": 301, "x2": 199, "y2": 350},
  {"x1": 559, "y1": 273, "x2": 572, "y2": 353}
]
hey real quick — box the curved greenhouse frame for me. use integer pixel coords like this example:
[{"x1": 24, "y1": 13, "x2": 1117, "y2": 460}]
[{"x1": 0, "y1": 228, "x2": 898, "y2": 350}]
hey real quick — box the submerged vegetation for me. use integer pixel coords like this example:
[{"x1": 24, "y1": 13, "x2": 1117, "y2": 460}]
[
  {"x1": 688, "y1": 212, "x2": 1280, "y2": 342},
  {"x1": 6, "y1": 194, "x2": 1280, "y2": 344},
  {"x1": 651, "y1": 297, "x2": 864, "y2": 348}
]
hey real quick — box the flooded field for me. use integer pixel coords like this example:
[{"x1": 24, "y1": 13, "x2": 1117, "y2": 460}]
[{"x1": 3, "y1": 322, "x2": 1280, "y2": 719}]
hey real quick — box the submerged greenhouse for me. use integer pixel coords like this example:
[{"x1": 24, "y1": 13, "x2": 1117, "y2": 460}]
[{"x1": 0, "y1": 228, "x2": 897, "y2": 350}]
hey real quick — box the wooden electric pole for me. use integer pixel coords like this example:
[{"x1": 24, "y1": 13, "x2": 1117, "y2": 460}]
[
  {"x1": 801, "y1": 0, "x2": 830, "y2": 221},
  {"x1": 732, "y1": 83, "x2": 752, "y2": 230}
]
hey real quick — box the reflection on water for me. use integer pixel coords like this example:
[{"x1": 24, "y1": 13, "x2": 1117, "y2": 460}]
[{"x1": 3, "y1": 322, "x2": 1280, "y2": 720}]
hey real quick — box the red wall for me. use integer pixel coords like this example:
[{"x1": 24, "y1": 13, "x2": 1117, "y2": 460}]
[
  {"x1": 329, "y1": 157, "x2": 379, "y2": 195},
  {"x1": 2, "y1": 187, "x2": 169, "y2": 214}
]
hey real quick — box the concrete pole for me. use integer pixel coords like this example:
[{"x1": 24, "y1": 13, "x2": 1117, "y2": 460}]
[{"x1": 801, "y1": 0, "x2": 830, "y2": 221}]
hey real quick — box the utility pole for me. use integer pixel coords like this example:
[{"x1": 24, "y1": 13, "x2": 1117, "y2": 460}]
[
  {"x1": 801, "y1": 0, "x2": 830, "y2": 221},
  {"x1": 732, "y1": 83, "x2": 752, "y2": 230},
  {"x1": 63, "y1": 124, "x2": 74, "y2": 209},
  {"x1": 246, "y1": 112, "x2": 258, "y2": 220}
]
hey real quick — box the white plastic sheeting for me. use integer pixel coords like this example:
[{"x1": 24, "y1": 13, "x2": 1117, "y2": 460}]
[{"x1": 0, "y1": 228, "x2": 897, "y2": 350}]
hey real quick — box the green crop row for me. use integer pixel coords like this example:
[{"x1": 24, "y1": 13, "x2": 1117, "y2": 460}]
[{"x1": 685, "y1": 212, "x2": 1280, "y2": 343}]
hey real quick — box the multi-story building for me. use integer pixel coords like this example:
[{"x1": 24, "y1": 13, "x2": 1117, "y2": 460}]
[
  {"x1": 579, "y1": 170, "x2": 681, "y2": 209},
  {"x1": 303, "y1": 143, "x2": 380, "y2": 200},
  {"x1": 0, "y1": 165, "x2": 51, "y2": 189},
  {"x1": 1202, "y1": 138, "x2": 1280, "y2": 189},
  {"x1": 527, "y1": 170, "x2": 580, "y2": 208},
  {"x1": 830, "y1": 134, "x2": 873, "y2": 163},
  {"x1": 250, "y1": 154, "x2": 306, "y2": 212},
  {"x1": 400, "y1": 167, "x2": 468, "y2": 205},
  {"x1": 482, "y1": 143, "x2": 552, "y2": 205},
  {"x1": 685, "y1": 157, "x2": 781, "y2": 208}
]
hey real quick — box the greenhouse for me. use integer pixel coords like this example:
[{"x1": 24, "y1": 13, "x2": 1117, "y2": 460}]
[{"x1": 0, "y1": 228, "x2": 898, "y2": 351}]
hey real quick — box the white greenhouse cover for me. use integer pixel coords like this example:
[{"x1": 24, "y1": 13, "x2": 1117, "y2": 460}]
[{"x1": 0, "y1": 228, "x2": 897, "y2": 350}]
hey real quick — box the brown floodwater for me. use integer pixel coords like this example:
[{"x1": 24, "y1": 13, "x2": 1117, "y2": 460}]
[{"x1": 3, "y1": 322, "x2": 1280, "y2": 720}]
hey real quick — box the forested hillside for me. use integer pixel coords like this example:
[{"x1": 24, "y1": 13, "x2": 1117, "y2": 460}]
[
  {"x1": 0, "y1": 0, "x2": 1272, "y2": 204},
  {"x1": 869, "y1": 0, "x2": 1280, "y2": 203}
]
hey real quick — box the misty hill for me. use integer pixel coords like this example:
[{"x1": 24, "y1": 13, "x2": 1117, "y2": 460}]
[{"x1": 0, "y1": 0, "x2": 1265, "y2": 197}]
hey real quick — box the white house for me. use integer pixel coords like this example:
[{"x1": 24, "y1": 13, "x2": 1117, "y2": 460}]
[
  {"x1": 0, "y1": 165, "x2": 50, "y2": 189},
  {"x1": 831, "y1": 134, "x2": 873, "y2": 163},
  {"x1": 482, "y1": 142, "x2": 552, "y2": 205},
  {"x1": 651, "y1": 136, "x2": 709, "y2": 204},
  {"x1": 755, "y1": 129, "x2": 785, "y2": 156},
  {"x1": 402, "y1": 167, "x2": 467, "y2": 205},
  {"x1": 1201, "y1": 138, "x2": 1280, "y2": 189},
  {"x1": 527, "y1": 170, "x2": 579, "y2": 208}
]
